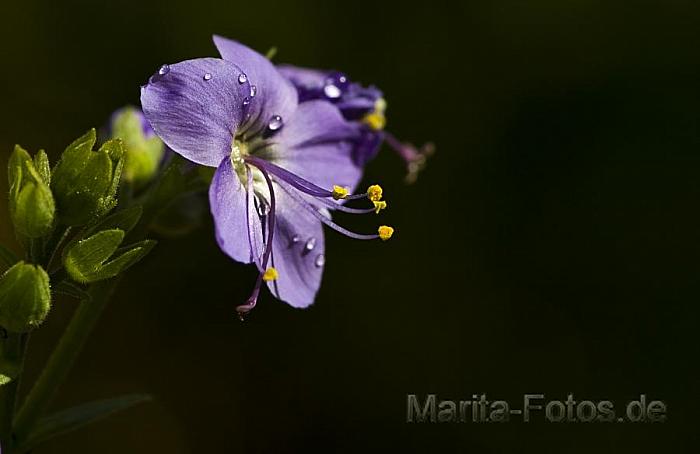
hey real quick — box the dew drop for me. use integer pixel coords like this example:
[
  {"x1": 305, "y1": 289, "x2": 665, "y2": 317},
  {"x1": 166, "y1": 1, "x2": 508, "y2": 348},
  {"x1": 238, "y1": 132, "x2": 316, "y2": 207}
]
[
  {"x1": 268, "y1": 115, "x2": 283, "y2": 131},
  {"x1": 291, "y1": 235, "x2": 301, "y2": 243},
  {"x1": 305, "y1": 237, "x2": 317, "y2": 252},
  {"x1": 323, "y1": 83, "x2": 342, "y2": 99},
  {"x1": 242, "y1": 97, "x2": 251, "y2": 106},
  {"x1": 203, "y1": 73, "x2": 212, "y2": 81},
  {"x1": 314, "y1": 254, "x2": 325, "y2": 268},
  {"x1": 250, "y1": 85, "x2": 257, "y2": 97},
  {"x1": 158, "y1": 64, "x2": 170, "y2": 75},
  {"x1": 238, "y1": 73, "x2": 248, "y2": 84}
]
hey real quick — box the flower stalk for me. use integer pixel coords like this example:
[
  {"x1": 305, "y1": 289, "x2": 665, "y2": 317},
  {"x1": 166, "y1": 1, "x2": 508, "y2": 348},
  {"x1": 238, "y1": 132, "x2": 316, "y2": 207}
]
[{"x1": 12, "y1": 278, "x2": 119, "y2": 448}]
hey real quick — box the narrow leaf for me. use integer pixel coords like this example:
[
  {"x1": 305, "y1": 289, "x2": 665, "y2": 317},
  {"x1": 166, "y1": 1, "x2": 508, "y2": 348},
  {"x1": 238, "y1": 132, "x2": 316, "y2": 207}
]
[
  {"x1": 63, "y1": 229, "x2": 125, "y2": 283},
  {"x1": 17, "y1": 394, "x2": 151, "y2": 451},
  {"x1": 90, "y1": 240, "x2": 156, "y2": 281}
]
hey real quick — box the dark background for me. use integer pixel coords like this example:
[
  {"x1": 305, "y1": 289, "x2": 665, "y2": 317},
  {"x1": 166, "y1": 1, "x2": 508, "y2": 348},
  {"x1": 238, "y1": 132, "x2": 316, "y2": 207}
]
[{"x1": 1, "y1": 0, "x2": 698, "y2": 452}]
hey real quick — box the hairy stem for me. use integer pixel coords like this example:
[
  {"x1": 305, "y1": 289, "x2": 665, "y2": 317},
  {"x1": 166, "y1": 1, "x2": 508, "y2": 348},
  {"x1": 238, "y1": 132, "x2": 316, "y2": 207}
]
[{"x1": 12, "y1": 278, "x2": 119, "y2": 447}]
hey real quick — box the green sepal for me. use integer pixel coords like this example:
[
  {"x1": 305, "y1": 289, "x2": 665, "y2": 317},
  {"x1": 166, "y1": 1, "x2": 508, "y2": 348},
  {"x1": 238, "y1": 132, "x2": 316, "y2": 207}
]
[
  {"x1": 8, "y1": 145, "x2": 32, "y2": 209},
  {"x1": 14, "y1": 182, "x2": 56, "y2": 238},
  {"x1": 8, "y1": 146, "x2": 56, "y2": 238},
  {"x1": 63, "y1": 230, "x2": 125, "y2": 283},
  {"x1": 15, "y1": 394, "x2": 151, "y2": 451},
  {"x1": 33, "y1": 150, "x2": 51, "y2": 185},
  {"x1": 0, "y1": 262, "x2": 51, "y2": 333},
  {"x1": 51, "y1": 130, "x2": 124, "y2": 226}
]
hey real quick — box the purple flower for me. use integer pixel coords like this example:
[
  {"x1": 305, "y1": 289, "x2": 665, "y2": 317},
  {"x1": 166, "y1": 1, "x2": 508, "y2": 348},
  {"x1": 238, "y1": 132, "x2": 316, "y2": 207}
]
[
  {"x1": 277, "y1": 65, "x2": 435, "y2": 184},
  {"x1": 140, "y1": 36, "x2": 394, "y2": 314}
]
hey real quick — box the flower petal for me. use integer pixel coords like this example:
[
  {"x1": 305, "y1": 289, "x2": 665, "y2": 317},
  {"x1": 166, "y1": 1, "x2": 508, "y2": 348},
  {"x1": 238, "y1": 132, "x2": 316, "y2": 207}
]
[
  {"x1": 140, "y1": 58, "x2": 251, "y2": 167},
  {"x1": 277, "y1": 64, "x2": 382, "y2": 120},
  {"x1": 266, "y1": 186, "x2": 325, "y2": 308},
  {"x1": 213, "y1": 36, "x2": 298, "y2": 136},
  {"x1": 264, "y1": 100, "x2": 364, "y2": 192},
  {"x1": 209, "y1": 157, "x2": 264, "y2": 266}
]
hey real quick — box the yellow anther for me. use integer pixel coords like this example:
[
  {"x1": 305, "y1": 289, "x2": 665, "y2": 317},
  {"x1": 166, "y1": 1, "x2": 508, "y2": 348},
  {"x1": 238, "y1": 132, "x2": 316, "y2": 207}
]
[
  {"x1": 367, "y1": 184, "x2": 383, "y2": 202},
  {"x1": 362, "y1": 112, "x2": 386, "y2": 130},
  {"x1": 262, "y1": 267, "x2": 278, "y2": 281},
  {"x1": 361, "y1": 98, "x2": 387, "y2": 131},
  {"x1": 378, "y1": 225, "x2": 394, "y2": 241},
  {"x1": 373, "y1": 200, "x2": 387, "y2": 214},
  {"x1": 332, "y1": 185, "x2": 349, "y2": 200}
]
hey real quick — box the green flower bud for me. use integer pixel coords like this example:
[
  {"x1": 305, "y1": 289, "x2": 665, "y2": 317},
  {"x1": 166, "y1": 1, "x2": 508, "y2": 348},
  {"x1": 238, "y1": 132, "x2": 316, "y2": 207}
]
[
  {"x1": 110, "y1": 107, "x2": 164, "y2": 187},
  {"x1": 8, "y1": 145, "x2": 56, "y2": 238},
  {"x1": 0, "y1": 261, "x2": 51, "y2": 333},
  {"x1": 51, "y1": 129, "x2": 124, "y2": 226},
  {"x1": 63, "y1": 229, "x2": 156, "y2": 283}
]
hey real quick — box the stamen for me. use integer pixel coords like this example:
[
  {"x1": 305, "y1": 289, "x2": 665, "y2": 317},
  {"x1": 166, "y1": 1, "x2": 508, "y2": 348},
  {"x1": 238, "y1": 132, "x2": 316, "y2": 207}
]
[
  {"x1": 262, "y1": 267, "x2": 278, "y2": 281},
  {"x1": 237, "y1": 163, "x2": 278, "y2": 320},
  {"x1": 362, "y1": 98, "x2": 387, "y2": 131},
  {"x1": 332, "y1": 185, "x2": 349, "y2": 200},
  {"x1": 378, "y1": 225, "x2": 394, "y2": 241},
  {"x1": 245, "y1": 166, "x2": 263, "y2": 269},
  {"x1": 314, "y1": 197, "x2": 382, "y2": 215},
  {"x1": 373, "y1": 200, "x2": 387, "y2": 213},
  {"x1": 383, "y1": 132, "x2": 435, "y2": 184},
  {"x1": 367, "y1": 184, "x2": 383, "y2": 202},
  {"x1": 246, "y1": 155, "x2": 381, "y2": 202},
  {"x1": 278, "y1": 181, "x2": 382, "y2": 240},
  {"x1": 246, "y1": 155, "x2": 333, "y2": 198}
]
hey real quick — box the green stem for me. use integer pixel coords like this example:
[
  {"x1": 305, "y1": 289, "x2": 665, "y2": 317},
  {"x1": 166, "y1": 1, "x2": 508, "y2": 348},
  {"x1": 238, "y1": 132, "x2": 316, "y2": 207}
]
[
  {"x1": 12, "y1": 278, "x2": 119, "y2": 447},
  {"x1": 0, "y1": 332, "x2": 28, "y2": 452}
]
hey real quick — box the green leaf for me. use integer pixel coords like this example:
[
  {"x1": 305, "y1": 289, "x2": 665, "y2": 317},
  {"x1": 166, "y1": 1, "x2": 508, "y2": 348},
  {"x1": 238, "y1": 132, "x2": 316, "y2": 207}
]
[
  {"x1": 63, "y1": 230, "x2": 125, "y2": 283},
  {"x1": 89, "y1": 239, "x2": 156, "y2": 281},
  {"x1": 16, "y1": 394, "x2": 151, "y2": 451}
]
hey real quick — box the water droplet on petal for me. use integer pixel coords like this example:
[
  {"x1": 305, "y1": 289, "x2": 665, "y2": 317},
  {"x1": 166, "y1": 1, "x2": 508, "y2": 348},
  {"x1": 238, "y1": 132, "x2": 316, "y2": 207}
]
[
  {"x1": 203, "y1": 73, "x2": 212, "y2": 80},
  {"x1": 250, "y1": 85, "x2": 257, "y2": 97},
  {"x1": 242, "y1": 97, "x2": 251, "y2": 106},
  {"x1": 323, "y1": 84, "x2": 342, "y2": 99},
  {"x1": 305, "y1": 237, "x2": 316, "y2": 252},
  {"x1": 158, "y1": 64, "x2": 170, "y2": 75},
  {"x1": 268, "y1": 115, "x2": 283, "y2": 131},
  {"x1": 291, "y1": 235, "x2": 301, "y2": 243},
  {"x1": 314, "y1": 254, "x2": 325, "y2": 268},
  {"x1": 238, "y1": 73, "x2": 248, "y2": 84}
]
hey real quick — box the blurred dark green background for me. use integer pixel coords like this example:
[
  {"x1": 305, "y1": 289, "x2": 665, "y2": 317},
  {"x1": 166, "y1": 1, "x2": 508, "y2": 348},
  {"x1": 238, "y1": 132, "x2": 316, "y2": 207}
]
[{"x1": 1, "y1": 0, "x2": 698, "y2": 452}]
